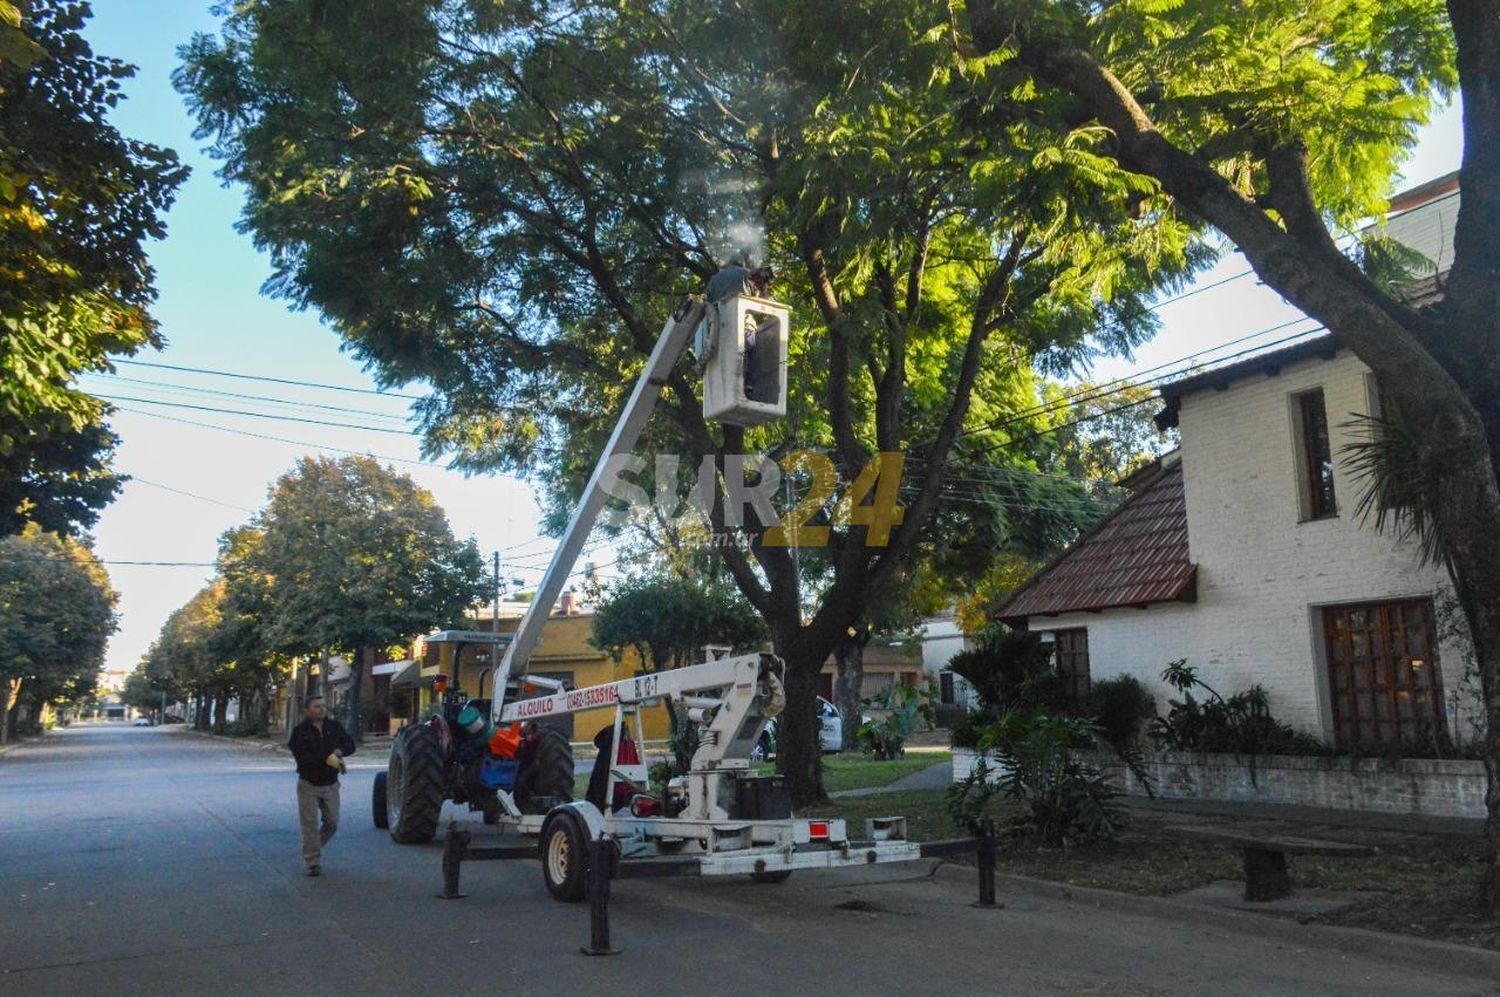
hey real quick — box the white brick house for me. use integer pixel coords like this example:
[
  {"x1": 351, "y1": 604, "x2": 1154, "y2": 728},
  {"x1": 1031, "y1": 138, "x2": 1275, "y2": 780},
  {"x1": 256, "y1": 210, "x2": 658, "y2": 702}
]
[{"x1": 996, "y1": 176, "x2": 1476, "y2": 750}]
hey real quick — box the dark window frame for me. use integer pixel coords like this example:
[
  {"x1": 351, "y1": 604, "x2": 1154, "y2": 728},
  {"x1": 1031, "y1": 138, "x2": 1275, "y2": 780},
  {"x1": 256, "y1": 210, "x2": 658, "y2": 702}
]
[
  {"x1": 1054, "y1": 628, "x2": 1091, "y2": 709},
  {"x1": 1296, "y1": 388, "x2": 1338, "y2": 520}
]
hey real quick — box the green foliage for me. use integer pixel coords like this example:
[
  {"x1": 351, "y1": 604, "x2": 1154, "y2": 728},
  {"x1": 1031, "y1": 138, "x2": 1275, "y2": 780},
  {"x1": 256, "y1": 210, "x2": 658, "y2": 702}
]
[
  {"x1": 856, "y1": 682, "x2": 936, "y2": 760},
  {"x1": 0, "y1": 1, "x2": 186, "y2": 535},
  {"x1": 946, "y1": 624, "x2": 1062, "y2": 719},
  {"x1": 248, "y1": 456, "x2": 487, "y2": 661},
  {"x1": 1088, "y1": 674, "x2": 1157, "y2": 756},
  {"x1": 590, "y1": 573, "x2": 765, "y2": 672},
  {"x1": 1148, "y1": 660, "x2": 1325, "y2": 756},
  {"x1": 1341, "y1": 402, "x2": 1451, "y2": 569},
  {"x1": 1021, "y1": 0, "x2": 1456, "y2": 229},
  {"x1": 0, "y1": 525, "x2": 117, "y2": 733},
  {"x1": 947, "y1": 709, "x2": 1123, "y2": 845}
]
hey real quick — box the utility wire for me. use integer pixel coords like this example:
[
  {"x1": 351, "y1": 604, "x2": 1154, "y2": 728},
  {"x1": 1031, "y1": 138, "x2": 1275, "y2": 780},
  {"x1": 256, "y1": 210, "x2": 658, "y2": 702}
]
[
  {"x1": 89, "y1": 373, "x2": 413, "y2": 422},
  {"x1": 115, "y1": 358, "x2": 424, "y2": 400},
  {"x1": 128, "y1": 477, "x2": 258, "y2": 513},
  {"x1": 98, "y1": 394, "x2": 418, "y2": 436}
]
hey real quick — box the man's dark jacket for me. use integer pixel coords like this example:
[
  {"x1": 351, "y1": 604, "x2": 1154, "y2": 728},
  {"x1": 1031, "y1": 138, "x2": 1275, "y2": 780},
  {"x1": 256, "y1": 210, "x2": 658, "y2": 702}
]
[{"x1": 288, "y1": 718, "x2": 356, "y2": 786}]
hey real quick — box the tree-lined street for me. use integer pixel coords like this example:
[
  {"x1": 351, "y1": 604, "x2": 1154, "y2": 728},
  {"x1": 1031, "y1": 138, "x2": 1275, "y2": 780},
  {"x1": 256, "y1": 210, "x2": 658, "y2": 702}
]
[{"x1": 2, "y1": 725, "x2": 1496, "y2": 996}]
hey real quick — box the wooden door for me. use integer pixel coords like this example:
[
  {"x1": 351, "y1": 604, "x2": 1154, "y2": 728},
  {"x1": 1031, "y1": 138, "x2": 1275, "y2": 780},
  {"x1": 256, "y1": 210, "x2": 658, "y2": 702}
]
[{"x1": 1322, "y1": 600, "x2": 1445, "y2": 749}]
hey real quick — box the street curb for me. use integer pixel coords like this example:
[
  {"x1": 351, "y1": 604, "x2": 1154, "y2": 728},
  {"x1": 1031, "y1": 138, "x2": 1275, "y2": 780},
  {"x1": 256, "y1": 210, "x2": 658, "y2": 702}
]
[{"x1": 928, "y1": 861, "x2": 1500, "y2": 979}]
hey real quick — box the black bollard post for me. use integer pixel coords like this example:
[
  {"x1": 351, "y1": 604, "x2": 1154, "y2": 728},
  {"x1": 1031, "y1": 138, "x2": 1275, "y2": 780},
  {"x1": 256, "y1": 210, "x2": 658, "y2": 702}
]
[
  {"x1": 437, "y1": 825, "x2": 470, "y2": 899},
  {"x1": 581, "y1": 833, "x2": 620, "y2": 956},
  {"x1": 973, "y1": 817, "x2": 1000, "y2": 909}
]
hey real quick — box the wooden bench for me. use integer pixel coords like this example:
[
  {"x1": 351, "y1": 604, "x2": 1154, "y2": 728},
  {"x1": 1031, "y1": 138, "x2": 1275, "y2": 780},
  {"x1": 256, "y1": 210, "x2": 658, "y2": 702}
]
[{"x1": 1169, "y1": 826, "x2": 1377, "y2": 902}]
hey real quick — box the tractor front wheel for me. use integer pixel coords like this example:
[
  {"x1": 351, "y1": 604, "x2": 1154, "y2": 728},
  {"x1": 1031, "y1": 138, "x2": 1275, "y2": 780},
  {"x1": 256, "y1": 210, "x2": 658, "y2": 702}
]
[
  {"x1": 371, "y1": 770, "x2": 389, "y2": 829},
  {"x1": 387, "y1": 723, "x2": 445, "y2": 844}
]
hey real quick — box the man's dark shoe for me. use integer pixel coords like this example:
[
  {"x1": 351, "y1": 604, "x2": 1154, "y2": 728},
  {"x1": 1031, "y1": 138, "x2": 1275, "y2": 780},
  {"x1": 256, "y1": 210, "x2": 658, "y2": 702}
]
[{"x1": 306, "y1": 865, "x2": 321, "y2": 877}]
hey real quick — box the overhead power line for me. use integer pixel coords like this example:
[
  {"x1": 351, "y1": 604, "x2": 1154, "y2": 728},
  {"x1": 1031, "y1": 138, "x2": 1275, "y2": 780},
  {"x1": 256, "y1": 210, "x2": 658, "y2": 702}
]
[
  {"x1": 98, "y1": 394, "x2": 418, "y2": 436},
  {"x1": 90, "y1": 373, "x2": 413, "y2": 422},
  {"x1": 116, "y1": 358, "x2": 424, "y2": 400},
  {"x1": 128, "y1": 477, "x2": 258, "y2": 513}
]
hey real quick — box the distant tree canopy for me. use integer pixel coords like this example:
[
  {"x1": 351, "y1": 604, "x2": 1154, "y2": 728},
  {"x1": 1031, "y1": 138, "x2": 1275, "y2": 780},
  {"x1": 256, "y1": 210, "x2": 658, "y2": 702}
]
[
  {"x1": 591, "y1": 573, "x2": 766, "y2": 672},
  {"x1": 135, "y1": 456, "x2": 488, "y2": 737},
  {"x1": 0, "y1": 1, "x2": 187, "y2": 535},
  {"x1": 0, "y1": 525, "x2": 117, "y2": 740}
]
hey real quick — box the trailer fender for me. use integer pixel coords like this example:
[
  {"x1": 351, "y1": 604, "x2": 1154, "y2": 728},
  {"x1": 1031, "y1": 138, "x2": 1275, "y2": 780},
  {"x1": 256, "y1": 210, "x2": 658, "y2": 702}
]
[{"x1": 547, "y1": 800, "x2": 606, "y2": 841}]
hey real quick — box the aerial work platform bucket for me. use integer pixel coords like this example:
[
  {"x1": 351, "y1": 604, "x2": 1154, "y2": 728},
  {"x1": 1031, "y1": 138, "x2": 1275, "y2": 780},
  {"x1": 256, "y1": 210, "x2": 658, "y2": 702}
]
[{"x1": 699, "y1": 294, "x2": 789, "y2": 426}]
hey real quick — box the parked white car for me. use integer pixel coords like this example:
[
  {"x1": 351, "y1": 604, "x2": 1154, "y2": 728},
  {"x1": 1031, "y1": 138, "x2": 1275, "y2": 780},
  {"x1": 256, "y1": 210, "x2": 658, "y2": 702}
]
[
  {"x1": 132, "y1": 717, "x2": 152, "y2": 727},
  {"x1": 752, "y1": 696, "x2": 843, "y2": 759}
]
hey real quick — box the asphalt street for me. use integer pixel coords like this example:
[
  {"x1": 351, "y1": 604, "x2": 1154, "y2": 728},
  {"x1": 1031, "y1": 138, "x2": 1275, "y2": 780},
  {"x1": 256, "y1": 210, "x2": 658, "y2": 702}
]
[{"x1": 1, "y1": 724, "x2": 1496, "y2": 996}]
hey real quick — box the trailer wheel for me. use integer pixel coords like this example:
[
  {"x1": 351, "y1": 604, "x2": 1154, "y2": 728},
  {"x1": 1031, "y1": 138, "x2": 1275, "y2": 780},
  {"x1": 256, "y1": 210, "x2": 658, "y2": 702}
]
[
  {"x1": 749, "y1": 870, "x2": 792, "y2": 884},
  {"x1": 388, "y1": 724, "x2": 445, "y2": 844},
  {"x1": 539, "y1": 811, "x2": 588, "y2": 902},
  {"x1": 516, "y1": 726, "x2": 574, "y2": 813},
  {"x1": 372, "y1": 770, "x2": 389, "y2": 829}
]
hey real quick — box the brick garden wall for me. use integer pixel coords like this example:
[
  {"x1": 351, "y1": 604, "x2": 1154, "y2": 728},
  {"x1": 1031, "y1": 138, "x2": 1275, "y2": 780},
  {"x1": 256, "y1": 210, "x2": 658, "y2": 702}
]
[{"x1": 1082, "y1": 749, "x2": 1487, "y2": 819}]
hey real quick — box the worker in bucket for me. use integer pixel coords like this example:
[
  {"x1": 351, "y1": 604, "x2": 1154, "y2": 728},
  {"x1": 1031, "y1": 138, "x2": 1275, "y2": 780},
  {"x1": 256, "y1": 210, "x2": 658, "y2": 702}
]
[
  {"x1": 706, "y1": 259, "x2": 774, "y2": 399},
  {"x1": 288, "y1": 693, "x2": 356, "y2": 877}
]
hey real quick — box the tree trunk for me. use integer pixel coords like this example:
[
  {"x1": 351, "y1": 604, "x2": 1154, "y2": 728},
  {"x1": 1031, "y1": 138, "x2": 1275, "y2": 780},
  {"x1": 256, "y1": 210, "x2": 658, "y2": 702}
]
[
  {"x1": 0, "y1": 677, "x2": 21, "y2": 745},
  {"x1": 212, "y1": 694, "x2": 227, "y2": 734},
  {"x1": 773, "y1": 624, "x2": 840, "y2": 807},
  {"x1": 833, "y1": 635, "x2": 868, "y2": 752},
  {"x1": 346, "y1": 646, "x2": 365, "y2": 745}
]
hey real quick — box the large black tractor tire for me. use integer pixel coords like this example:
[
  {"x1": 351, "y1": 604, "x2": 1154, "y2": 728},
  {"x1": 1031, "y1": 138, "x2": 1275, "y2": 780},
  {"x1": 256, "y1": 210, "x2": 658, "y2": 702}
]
[
  {"x1": 387, "y1": 723, "x2": 446, "y2": 844},
  {"x1": 515, "y1": 726, "x2": 575, "y2": 813},
  {"x1": 539, "y1": 810, "x2": 589, "y2": 902},
  {"x1": 371, "y1": 770, "x2": 389, "y2": 829}
]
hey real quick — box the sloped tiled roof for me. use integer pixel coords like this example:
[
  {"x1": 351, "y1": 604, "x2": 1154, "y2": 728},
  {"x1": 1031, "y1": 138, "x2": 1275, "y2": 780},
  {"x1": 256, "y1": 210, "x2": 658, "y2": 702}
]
[{"x1": 995, "y1": 461, "x2": 1196, "y2": 622}]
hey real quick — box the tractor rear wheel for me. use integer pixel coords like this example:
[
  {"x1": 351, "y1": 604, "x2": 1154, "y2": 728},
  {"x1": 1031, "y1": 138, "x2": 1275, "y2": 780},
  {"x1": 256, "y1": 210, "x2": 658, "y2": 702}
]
[
  {"x1": 387, "y1": 723, "x2": 445, "y2": 844},
  {"x1": 539, "y1": 810, "x2": 588, "y2": 902},
  {"x1": 516, "y1": 726, "x2": 574, "y2": 813},
  {"x1": 371, "y1": 770, "x2": 389, "y2": 829}
]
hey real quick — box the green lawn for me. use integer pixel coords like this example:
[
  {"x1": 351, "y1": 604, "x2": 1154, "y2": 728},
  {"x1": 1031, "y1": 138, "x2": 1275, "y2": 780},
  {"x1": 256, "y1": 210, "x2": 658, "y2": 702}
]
[{"x1": 752, "y1": 752, "x2": 951, "y2": 793}]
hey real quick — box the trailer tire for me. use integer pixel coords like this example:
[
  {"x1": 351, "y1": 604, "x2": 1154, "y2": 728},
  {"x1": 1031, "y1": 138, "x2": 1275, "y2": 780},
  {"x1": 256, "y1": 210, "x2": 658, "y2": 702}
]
[
  {"x1": 749, "y1": 870, "x2": 792, "y2": 884},
  {"x1": 372, "y1": 770, "x2": 389, "y2": 829},
  {"x1": 539, "y1": 811, "x2": 588, "y2": 902},
  {"x1": 516, "y1": 726, "x2": 574, "y2": 813},
  {"x1": 388, "y1": 724, "x2": 445, "y2": 844}
]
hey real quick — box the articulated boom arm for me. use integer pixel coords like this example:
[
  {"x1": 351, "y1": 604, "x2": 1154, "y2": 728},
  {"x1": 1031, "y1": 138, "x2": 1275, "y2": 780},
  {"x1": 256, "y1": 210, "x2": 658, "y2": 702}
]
[{"x1": 490, "y1": 301, "x2": 706, "y2": 725}]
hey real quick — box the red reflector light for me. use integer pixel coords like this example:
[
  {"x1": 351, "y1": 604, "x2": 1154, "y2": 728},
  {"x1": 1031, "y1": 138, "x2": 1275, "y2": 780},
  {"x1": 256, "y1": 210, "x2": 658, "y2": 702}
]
[{"x1": 808, "y1": 821, "x2": 829, "y2": 839}]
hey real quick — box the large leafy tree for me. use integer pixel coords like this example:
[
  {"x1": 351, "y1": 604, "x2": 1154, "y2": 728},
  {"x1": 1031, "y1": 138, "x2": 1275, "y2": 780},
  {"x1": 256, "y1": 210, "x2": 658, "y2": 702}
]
[
  {"x1": 247, "y1": 456, "x2": 487, "y2": 739},
  {"x1": 0, "y1": 524, "x2": 117, "y2": 741},
  {"x1": 0, "y1": 1, "x2": 187, "y2": 535},
  {"x1": 961, "y1": 0, "x2": 1500, "y2": 912},
  {"x1": 177, "y1": 0, "x2": 1202, "y2": 803}
]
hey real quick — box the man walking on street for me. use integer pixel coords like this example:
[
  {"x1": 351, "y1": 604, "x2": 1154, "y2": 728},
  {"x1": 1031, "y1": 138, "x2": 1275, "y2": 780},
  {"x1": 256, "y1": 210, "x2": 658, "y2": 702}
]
[{"x1": 289, "y1": 694, "x2": 355, "y2": 876}]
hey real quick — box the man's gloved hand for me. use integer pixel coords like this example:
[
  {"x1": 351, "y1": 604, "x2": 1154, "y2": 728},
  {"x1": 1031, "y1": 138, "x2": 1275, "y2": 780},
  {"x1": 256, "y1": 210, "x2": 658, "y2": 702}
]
[{"x1": 326, "y1": 752, "x2": 346, "y2": 773}]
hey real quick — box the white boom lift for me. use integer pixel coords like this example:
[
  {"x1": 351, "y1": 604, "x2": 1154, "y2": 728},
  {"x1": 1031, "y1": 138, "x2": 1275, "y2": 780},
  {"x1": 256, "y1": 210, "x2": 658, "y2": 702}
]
[{"x1": 379, "y1": 289, "x2": 921, "y2": 901}]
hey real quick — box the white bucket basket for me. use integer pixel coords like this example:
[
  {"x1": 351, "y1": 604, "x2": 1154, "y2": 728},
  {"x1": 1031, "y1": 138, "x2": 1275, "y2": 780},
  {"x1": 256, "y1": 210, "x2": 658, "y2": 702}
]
[{"x1": 700, "y1": 294, "x2": 789, "y2": 426}]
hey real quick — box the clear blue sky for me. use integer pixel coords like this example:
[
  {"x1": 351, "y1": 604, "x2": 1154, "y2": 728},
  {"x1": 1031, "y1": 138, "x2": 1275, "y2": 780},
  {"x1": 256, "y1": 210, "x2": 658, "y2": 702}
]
[{"x1": 76, "y1": 3, "x2": 1465, "y2": 674}]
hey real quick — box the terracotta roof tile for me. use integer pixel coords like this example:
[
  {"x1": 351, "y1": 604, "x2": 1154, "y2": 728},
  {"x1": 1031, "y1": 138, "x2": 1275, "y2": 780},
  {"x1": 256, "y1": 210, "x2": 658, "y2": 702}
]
[{"x1": 995, "y1": 463, "x2": 1196, "y2": 621}]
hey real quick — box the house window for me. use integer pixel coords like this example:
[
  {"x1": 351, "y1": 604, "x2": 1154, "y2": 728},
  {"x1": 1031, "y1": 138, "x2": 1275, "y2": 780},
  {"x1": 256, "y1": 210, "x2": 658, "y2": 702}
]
[
  {"x1": 1322, "y1": 600, "x2": 1446, "y2": 750},
  {"x1": 1294, "y1": 389, "x2": 1338, "y2": 520},
  {"x1": 1054, "y1": 628, "x2": 1091, "y2": 708},
  {"x1": 939, "y1": 671, "x2": 956, "y2": 705}
]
